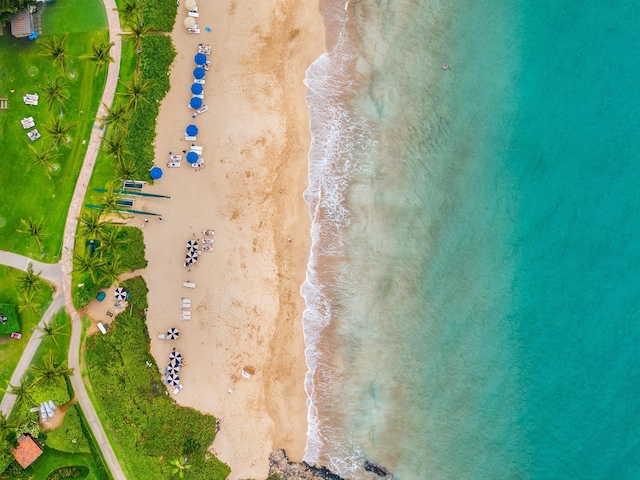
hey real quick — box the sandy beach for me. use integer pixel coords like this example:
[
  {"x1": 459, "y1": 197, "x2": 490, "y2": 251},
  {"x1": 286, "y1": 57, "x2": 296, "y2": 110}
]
[{"x1": 132, "y1": 1, "x2": 324, "y2": 478}]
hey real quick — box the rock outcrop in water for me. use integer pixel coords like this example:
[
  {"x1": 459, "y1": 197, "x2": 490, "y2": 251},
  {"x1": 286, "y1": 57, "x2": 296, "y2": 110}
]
[{"x1": 269, "y1": 449, "x2": 346, "y2": 480}]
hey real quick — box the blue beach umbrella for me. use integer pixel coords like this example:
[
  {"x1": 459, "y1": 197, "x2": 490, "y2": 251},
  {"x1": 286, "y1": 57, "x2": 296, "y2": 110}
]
[
  {"x1": 193, "y1": 67, "x2": 205, "y2": 79},
  {"x1": 150, "y1": 166, "x2": 163, "y2": 180},
  {"x1": 186, "y1": 151, "x2": 199, "y2": 164},
  {"x1": 189, "y1": 97, "x2": 203, "y2": 109},
  {"x1": 191, "y1": 83, "x2": 203, "y2": 95},
  {"x1": 186, "y1": 124, "x2": 198, "y2": 136},
  {"x1": 194, "y1": 53, "x2": 207, "y2": 65}
]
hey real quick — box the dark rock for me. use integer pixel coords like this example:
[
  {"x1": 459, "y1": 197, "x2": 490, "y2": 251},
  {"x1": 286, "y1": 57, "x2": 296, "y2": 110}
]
[{"x1": 269, "y1": 449, "x2": 346, "y2": 480}]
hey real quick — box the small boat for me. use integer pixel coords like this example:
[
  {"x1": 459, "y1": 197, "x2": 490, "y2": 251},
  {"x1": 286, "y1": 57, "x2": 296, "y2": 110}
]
[{"x1": 364, "y1": 461, "x2": 392, "y2": 478}]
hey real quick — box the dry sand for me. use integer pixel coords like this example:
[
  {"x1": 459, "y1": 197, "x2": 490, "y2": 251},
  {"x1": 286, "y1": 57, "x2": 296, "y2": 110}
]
[{"x1": 135, "y1": 1, "x2": 324, "y2": 478}]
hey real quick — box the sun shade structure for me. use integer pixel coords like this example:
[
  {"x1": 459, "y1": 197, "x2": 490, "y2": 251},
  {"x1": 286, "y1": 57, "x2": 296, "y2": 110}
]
[
  {"x1": 169, "y1": 350, "x2": 183, "y2": 362},
  {"x1": 183, "y1": 16, "x2": 196, "y2": 28},
  {"x1": 185, "y1": 124, "x2": 198, "y2": 136},
  {"x1": 185, "y1": 0, "x2": 197, "y2": 10},
  {"x1": 194, "y1": 53, "x2": 207, "y2": 65},
  {"x1": 191, "y1": 83, "x2": 203, "y2": 95},
  {"x1": 193, "y1": 67, "x2": 205, "y2": 79},
  {"x1": 189, "y1": 97, "x2": 203, "y2": 109},
  {"x1": 186, "y1": 152, "x2": 199, "y2": 164},
  {"x1": 114, "y1": 287, "x2": 127, "y2": 300},
  {"x1": 150, "y1": 166, "x2": 163, "y2": 180},
  {"x1": 166, "y1": 327, "x2": 179, "y2": 340},
  {"x1": 186, "y1": 240, "x2": 198, "y2": 249}
]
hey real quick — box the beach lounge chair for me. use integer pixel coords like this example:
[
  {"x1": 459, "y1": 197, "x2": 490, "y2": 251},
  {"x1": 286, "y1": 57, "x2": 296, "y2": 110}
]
[
  {"x1": 194, "y1": 78, "x2": 205, "y2": 85},
  {"x1": 190, "y1": 145, "x2": 203, "y2": 153},
  {"x1": 170, "y1": 154, "x2": 183, "y2": 161},
  {"x1": 185, "y1": 135, "x2": 197, "y2": 141},
  {"x1": 173, "y1": 384, "x2": 184, "y2": 394},
  {"x1": 181, "y1": 314, "x2": 191, "y2": 321},
  {"x1": 198, "y1": 44, "x2": 211, "y2": 55},
  {"x1": 192, "y1": 93, "x2": 204, "y2": 99},
  {"x1": 197, "y1": 105, "x2": 209, "y2": 114},
  {"x1": 167, "y1": 161, "x2": 181, "y2": 168},
  {"x1": 188, "y1": 10, "x2": 199, "y2": 17},
  {"x1": 158, "y1": 334, "x2": 167, "y2": 340},
  {"x1": 191, "y1": 160, "x2": 204, "y2": 168},
  {"x1": 188, "y1": 27, "x2": 200, "y2": 34},
  {"x1": 182, "y1": 281, "x2": 196, "y2": 288}
]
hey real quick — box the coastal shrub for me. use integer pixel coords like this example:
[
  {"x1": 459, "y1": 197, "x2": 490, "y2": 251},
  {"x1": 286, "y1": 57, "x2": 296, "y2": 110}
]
[
  {"x1": 45, "y1": 406, "x2": 91, "y2": 454},
  {"x1": 71, "y1": 225, "x2": 147, "y2": 309},
  {"x1": 144, "y1": 0, "x2": 177, "y2": 32},
  {"x1": 46, "y1": 465, "x2": 90, "y2": 479},
  {"x1": 124, "y1": 34, "x2": 176, "y2": 180},
  {"x1": 85, "y1": 277, "x2": 230, "y2": 479}
]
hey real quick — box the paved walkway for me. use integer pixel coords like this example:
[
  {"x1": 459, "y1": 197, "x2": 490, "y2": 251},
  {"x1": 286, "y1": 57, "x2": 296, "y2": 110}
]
[
  {"x1": 0, "y1": 1, "x2": 127, "y2": 478},
  {"x1": 57, "y1": 0, "x2": 127, "y2": 477}
]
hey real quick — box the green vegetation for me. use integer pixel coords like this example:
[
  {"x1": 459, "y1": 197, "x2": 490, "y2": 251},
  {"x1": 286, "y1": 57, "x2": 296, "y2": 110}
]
[
  {"x1": 0, "y1": 310, "x2": 108, "y2": 479},
  {"x1": 0, "y1": 305, "x2": 19, "y2": 335},
  {"x1": 85, "y1": 277, "x2": 230, "y2": 479},
  {"x1": 0, "y1": 24, "x2": 108, "y2": 259},
  {"x1": 71, "y1": 223, "x2": 146, "y2": 309},
  {"x1": 0, "y1": 266, "x2": 54, "y2": 396},
  {"x1": 115, "y1": 0, "x2": 177, "y2": 32}
]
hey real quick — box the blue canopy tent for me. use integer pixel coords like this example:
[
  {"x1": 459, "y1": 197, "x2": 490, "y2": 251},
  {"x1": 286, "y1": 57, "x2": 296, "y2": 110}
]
[
  {"x1": 150, "y1": 166, "x2": 163, "y2": 179},
  {"x1": 193, "y1": 67, "x2": 205, "y2": 79},
  {"x1": 186, "y1": 124, "x2": 198, "y2": 137},
  {"x1": 187, "y1": 151, "x2": 199, "y2": 164},
  {"x1": 191, "y1": 83, "x2": 203, "y2": 95},
  {"x1": 189, "y1": 97, "x2": 203, "y2": 109},
  {"x1": 194, "y1": 53, "x2": 207, "y2": 65}
]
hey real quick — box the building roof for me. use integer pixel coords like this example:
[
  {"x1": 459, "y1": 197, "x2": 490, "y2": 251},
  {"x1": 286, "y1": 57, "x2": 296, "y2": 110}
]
[
  {"x1": 10, "y1": 10, "x2": 33, "y2": 38},
  {"x1": 13, "y1": 434, "x2": 43, "y2": 469}
]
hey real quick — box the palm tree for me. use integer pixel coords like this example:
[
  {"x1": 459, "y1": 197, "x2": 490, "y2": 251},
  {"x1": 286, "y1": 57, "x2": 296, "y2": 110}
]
[
  {"x1": 123, "y1": 15, "x2": 152, "y2": 53},
  {"x1": 37, "y1": 320, "x2": 67, "y2": 346},
  {"x1": 39, "y1": 74, "x2": 70, "y2": 112},
  {"x1": 30, "y1": 351, "x2": 74, "y2": 388},
  {"x1": 170, "y1": 458, "x2": 192, "y2": 478},
  {"x1": 100, "y1": 102, "x2": 129, "y2": 132},
  {"x1": 97, "y1": 227, "x2": 125, "y2": 253},
  {"x1": 18, "y1": 291, "x2": 41, "y2": 314},
  {"x1": 38, "y1": 34, "x2": 70, "y2": 73},
  {"x1": 118, "y1": 75, "x2": 151, "y2": 110},
  {"x1": 99, "y1": 186, "x2": 125, "y2": 217},
  {"x1": 81, "y1": 38, "x2": 115, "y2": 73},
  {"x1": 17, "y1": 262, "x2": 42, "y2": 294},
  {"x1": 72, "y1": 249, "x2": 105, "y2": 281},
  {"x1": 78, "y1": 210, "x2": 113, "y2": 239},
  {"x1": 28, "y1": 143, "x2": 59, "y2": 179},
  {"x1": 115, "y1": 0, "x2": 147, "y2": 22},
  {"x1": 17, "y1": 217, "x2": 49, "y2": 253},
  {"x1": 44, "y1": 116, "x2": 76, "y2": 146},
  {"x1": 99, "y1": 255, "x2": 123, "y2": 286},
  {"x1": 102, "y1": 132, "x2": 128, "y2": 161},
  {"x1": 5, "y1": 375, "x2": 35, "y2": 411},
  {"x1": 114, "y1": 155, "x2": 139, "y2": 182}
]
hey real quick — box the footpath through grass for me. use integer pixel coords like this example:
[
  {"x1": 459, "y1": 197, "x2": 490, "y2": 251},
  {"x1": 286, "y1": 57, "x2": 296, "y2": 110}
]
[
  {"x1": 0, "y1": 310, "x2": 109, "y2": 479},
  {"x1": 85, "y1": 277, "x2": 230, "y2": 479},
  {"x1": 0, "y1": 265, "x2": 55, "y2": 398},
  {"x1": 0, "y1": 25, "x2": 107, "y2": 263}
]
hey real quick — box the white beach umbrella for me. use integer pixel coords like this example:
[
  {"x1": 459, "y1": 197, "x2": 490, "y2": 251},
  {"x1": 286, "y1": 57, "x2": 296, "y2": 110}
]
[
  {"x1": 166, "y1": 327, "x2": 179, "y2": 340},
  {"x1": 184, "y1": 16, "x2": 196, "y2": 28},
  {"x1": 186, "y1": 240, "x2": 198, "y2": 249},
  {"x1": 184, "y1": 0, "x2": 197, "y2": 10},
  {"x1": 114, "y1": 287, "x2": 127, "y2": 300},
  {"x1": 169, "y1": 350, "x2": 183, "y2": 362}
]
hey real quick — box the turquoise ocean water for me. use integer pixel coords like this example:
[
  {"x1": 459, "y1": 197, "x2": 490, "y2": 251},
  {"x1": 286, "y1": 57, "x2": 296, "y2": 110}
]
[{"x1": 302, "y1": 1, "x2": 640, "y2": 479}]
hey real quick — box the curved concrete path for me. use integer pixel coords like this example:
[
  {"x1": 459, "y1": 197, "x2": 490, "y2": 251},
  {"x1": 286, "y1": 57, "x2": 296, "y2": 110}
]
[
  {"x1": 56, "y1": 0, "x2": 127, "y2": 478},
  {"x1": 0, "y1": 1, "x2": 126, "y2": 478}
]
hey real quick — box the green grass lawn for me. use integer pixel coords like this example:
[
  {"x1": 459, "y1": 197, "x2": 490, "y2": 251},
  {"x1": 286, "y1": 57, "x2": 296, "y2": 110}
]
[
  {"x1": 1, "y1": 311, "x2": 110, "y2": 480},
  {"x1": 0, "y1": 28, "x2": 107, "y2": 261},
  {"x1": 21, "y1": 449, "x2": 106, "y2": 480},
  {"x1": 0, "y1": 265, "x2": 55, "y2": 397},
  {"x1": 41, "y1": 0, "x2": 107, "y2": 35}
]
